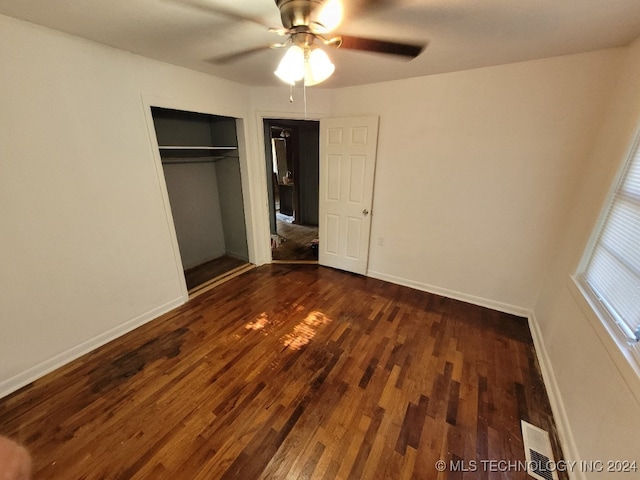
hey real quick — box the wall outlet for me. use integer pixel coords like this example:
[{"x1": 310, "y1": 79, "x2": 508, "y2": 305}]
[{"x1": 377, "y1": 237, "x2": 384, "y2": 246}]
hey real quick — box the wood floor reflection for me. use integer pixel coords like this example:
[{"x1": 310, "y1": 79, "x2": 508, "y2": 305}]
[{"x1": 0, "y1": 264, "x2": 566, "y2": 479}]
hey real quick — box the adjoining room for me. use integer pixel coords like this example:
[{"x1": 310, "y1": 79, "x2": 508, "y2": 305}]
[{"x1": 263, "y1": 118, "x2": 320, "y2": 263}]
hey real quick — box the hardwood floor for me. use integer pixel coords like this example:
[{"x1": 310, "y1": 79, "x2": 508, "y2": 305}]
[
  {"x1": 0, "y1": 265, "x2": 565, "y2": 479},
  {"x1": 272, "y1": 218, "x2": 318, "y2": 262}
]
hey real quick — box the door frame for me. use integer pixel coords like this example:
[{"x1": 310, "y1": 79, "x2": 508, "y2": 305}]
[
  {"x1": 255, "y1": 111, "x2": 326, "y2": 263},
  {"x1": 143, "y1": 94, "x2": 260, "y2": 300}
]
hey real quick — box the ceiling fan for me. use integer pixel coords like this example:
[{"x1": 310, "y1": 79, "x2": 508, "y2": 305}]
[{"x1": 205, "y1": 0, "x2": 427, "y2": 86}]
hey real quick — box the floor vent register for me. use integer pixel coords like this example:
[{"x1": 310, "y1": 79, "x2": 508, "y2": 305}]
[{"x1": 521, "y1": 420, "x2": 559, "y2": 480}]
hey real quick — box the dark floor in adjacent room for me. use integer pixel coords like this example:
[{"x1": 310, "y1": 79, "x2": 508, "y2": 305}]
[
  {"x1": 272, "y1": 214, "x2": 318, "y2": 262},
  {"x1": 0, "y1": 264, "x2": 566, "y2": 479}
]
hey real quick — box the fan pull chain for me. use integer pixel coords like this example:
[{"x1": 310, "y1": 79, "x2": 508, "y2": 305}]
[
  {"x1": 284, "y1": 81, "x2": 307, "y2": 119},
  {"x1": 303, "y1": 82, "x2": 308, "y2": 120}
]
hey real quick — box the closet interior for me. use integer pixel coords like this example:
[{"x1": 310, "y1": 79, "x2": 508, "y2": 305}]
[{"x1": 151, "y1": 107, "x2": 250, "y2": 292}]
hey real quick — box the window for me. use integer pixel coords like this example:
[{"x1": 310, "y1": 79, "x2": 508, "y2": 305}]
[{"x1": 580, "y1": 129, "x2": 640, "y2": 355}]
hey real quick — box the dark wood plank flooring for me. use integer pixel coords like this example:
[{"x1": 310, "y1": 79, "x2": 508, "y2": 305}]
[
  {"x1": 0, "y1": 265, "x2": 565, "y2": 479},
  {"x1": 272, "y1": 220, "x2": 318, "y2": 261},
  {"x1": 184, "y1": 255, "x2": 249, "y2": 290}
]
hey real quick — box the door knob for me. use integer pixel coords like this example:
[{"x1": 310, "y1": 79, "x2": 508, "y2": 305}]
[{"x1": 362, "y1": 209, "x2": 369, "y2": 216}]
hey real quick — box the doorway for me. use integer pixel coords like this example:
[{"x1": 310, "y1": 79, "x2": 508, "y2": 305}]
[
  {"x1": 151, "y1": 107, "x2": 251, "y2": 292},
  {"x1": 263, "y1": 118, "x2": 320, "y2": 262}
]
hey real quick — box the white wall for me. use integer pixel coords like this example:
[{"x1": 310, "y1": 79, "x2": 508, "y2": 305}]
[
  {"x1": 330, "y1": 51, "x2": 623, "y2": 312},
  {"x1": 533, "y1": 38, "x2": 640, "y2": 478},
  {"x1": 250, "y1": 86, "x2": 333, "y2": 119},
  {"x1": 0, "y1": 14, "x2": 252, "y2": 395}
]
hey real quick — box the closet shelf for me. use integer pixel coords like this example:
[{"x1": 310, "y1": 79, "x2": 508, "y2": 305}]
[
  {"x1": 161, "y1": 156, "x2": 237, "y2": 165},
  {"x1": 158, "y1": 146, "x2": 237, "y2": 150},
  {"x1": 158, "y1": 146, "x2": 238, "y2": 164}
]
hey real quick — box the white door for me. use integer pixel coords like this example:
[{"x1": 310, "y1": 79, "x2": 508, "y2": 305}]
[{"x1": 319, "y1": 116, "x2": 379, "y2": 275}]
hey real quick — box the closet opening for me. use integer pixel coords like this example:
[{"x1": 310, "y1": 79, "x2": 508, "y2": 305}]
[{"x1": 151, "y1": 106, "x2": 251, "y2": 293}]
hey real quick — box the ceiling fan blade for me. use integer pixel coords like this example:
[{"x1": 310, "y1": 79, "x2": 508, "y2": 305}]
[
  {"x1": 360, "y1": 0, "x2": 396, "y2": 8},
  {"x1": 337, "y1": 35, "x2": 425, "y2": 59},
  {"x1": 345, "y1": 0, "x2": 401, "y2": 17},
  {"x1": 207, "y1": 45, "x2": 276, "y2": 65}
]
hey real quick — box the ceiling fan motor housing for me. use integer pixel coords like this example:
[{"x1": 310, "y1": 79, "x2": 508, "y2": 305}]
[{"x1": 275, "y1": 0, "x2": 325, "y2": 29}]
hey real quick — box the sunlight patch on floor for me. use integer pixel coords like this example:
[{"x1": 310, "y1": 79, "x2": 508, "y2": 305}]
[
  {"x1": 244, "y1": 309, "x2": 332, "y2": 350},
  {"x1": 282, "y1": 311, "x2": 332, "y2": 350}
]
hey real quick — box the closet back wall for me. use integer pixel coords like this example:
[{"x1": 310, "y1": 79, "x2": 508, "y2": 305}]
[
  {"x1": 215, "y1": 156, "x2": 249, "y2": 260},
  {"x1": 162, "y1": 163, "x2": 226, "y2": 269}
]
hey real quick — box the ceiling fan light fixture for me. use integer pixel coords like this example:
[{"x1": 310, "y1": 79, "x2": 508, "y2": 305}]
[
  {"x1": 274, "y1": 44, "x2": 335, "y2": 87},
  {"x1": 304, "y1": 47, "x2": 335, "y2": 86},
  {"x1": 274, "y1": 44, "x2": 305, "y2": 85}
]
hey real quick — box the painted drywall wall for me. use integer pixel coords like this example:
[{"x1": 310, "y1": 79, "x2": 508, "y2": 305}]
[
  {"x1": 533, "y1": 38, "x2": 640, "y2": 478},
  {"x1": 162, "y1": 163, "x2": 226, "y2": 269},
  {"x1": 330, "y1": 50, "x2": 622, "y2": 312},
  {"x1": 0, "y1": 14, "x2": 252, "y2": 395},
  {"x1": 250, "y1": 87, "x2": 332, "y2": 120}
]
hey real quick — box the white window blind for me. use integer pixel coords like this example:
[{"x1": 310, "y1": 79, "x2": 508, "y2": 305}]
[{"x1": 582, "y1": 132, "x2": 640, "y2": 343}]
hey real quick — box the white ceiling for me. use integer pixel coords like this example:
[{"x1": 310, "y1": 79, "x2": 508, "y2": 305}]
[{"x1": 2, "y1": 0, "x2": 640, "y2": 88}]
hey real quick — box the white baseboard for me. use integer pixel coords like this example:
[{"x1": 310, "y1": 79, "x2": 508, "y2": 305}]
[
  {"x1": 366, "y1": 269, "x2": 530, "y2": 317},
  {"x1": 0, "y1": 295, "x2": 187, "y2": 399},
  {"x1": 528, "y1": 312, "x2": 584, "y2": 480}
]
